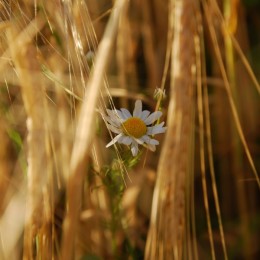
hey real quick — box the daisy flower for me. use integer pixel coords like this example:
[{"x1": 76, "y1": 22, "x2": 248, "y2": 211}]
[{"x1": 104, "y1": 100, "x2": 166, "y2": 156}]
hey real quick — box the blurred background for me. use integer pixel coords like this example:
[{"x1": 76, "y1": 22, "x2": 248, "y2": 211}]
[{"x1": 0, "y1": 0, "x2": 259, "y2": 259}]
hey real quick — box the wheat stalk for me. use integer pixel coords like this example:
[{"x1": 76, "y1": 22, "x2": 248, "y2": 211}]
[
  {"x1": 6, "y1": 15, "x2": 48, "y2": 258},
  {"x1": 60, "y1": 0, "x2": 128, "y2": 259},
  {"x1": 145, "y1": 0, "x2": 197, "y2": 259}
]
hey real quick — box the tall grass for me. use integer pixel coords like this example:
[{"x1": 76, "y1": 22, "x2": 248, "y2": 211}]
[{"x1": 0, "y1": 0, "x2": 259, "y2": 259}]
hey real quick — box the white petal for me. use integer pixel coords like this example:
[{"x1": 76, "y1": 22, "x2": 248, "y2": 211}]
[
  {"x1": 106, "y1": 109, "x2": 121, "y2": 125},
  {"x1": 120, "y1": 136, "x2": 133, "y2": 145},
  {"x1": 131, "y1": 141, "x2": 139, "y2": 156},
  {"x1": 120, "y1": 108, "x2": 132, "y2": 119},
  {"x1": 149, "y1": 139, "x2": 159, "y2": 145},
  {"x1": 144, "y1": 111, "x2": 162, "y2": 125},
  {"x1": 107, "y1": 124, "x2": 121, "y2": 134},
  {"x1": 139, "y1": 110, "x2": 150, "y2": 120},
  {"x1": 147, "y1": 143, "x2": 156, "y2": 152},
  {"x1": 115, "y1": 109, "x2": 124, "y2": 119},
  {"x1": 117, "y1": 135, "x2": 126, "y2": 144},
  {"x1": 140, "y1": 135, "x2": 150, "y2": 143},
  {"x1": 104, "y1": 115, "x2": 120, "y2": 127},
  {"x1": 106, "y1": 109, "x2": 117, "y2": 119},
  {"x1": 147, "y1": 122, "x2": 166, "y2": 135},
  {"x1": 135, "y1": 137, "x2": 144, "y2": 145},
  {"x1": 106, "y1": 133, "x2": 123, "y2": 148},
  {"x1": 141, "y1": 135, "x2": 159, "y2": 145},
  {"x1": 133, "y1": 100, "x2": 142, "y2": 117}
]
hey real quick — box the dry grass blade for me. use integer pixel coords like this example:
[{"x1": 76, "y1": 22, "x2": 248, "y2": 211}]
[
  {"x1": 203, "y1": 84, "x2": 228, "y2": 260},
  {"x1": 231, "y1": 36, "x2": 260, "y2": 95},
  {"x1": 146, "y1": 0, "x2": 197, "y2": 258},
  {"x1": 7, "y1": 22, "x2": 48, "y2": 259},
  {"x1": 0, "y1": 184, "x2": 26, "y2": 259},
  {"x1": 196, "y1": 4, "x2": 229, "y2": 259},
  {"x1": 195, "y1": 35, "x2": 216, "y2": 260},
  {"x1": 202, "y1": 0, "x2": 260, "y2": 189},
  {"x1": 61, "y1": 0, "x2": 128, "y2": 259},
  {"x1": 210, "y1": 0, "x2": 260, "y2": 95},
  {"x1": 0, "y1": 14, "x2": 46, "y2": 72}
]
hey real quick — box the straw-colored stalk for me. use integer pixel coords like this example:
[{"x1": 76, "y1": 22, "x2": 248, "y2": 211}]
[
  {"x1": 141, "y1": 0, "x2": 159, "y2": 88},
  {"x1": 60, "y1": 0, "x2": 128, "y2": 259},
  {"x1": 223, "y1": 0, "x2": 252, "y2": 258},
  {"x1": 7, "y1": 18, "x2": 48, "y2": 258},
  {"x1": 116, "y1": 0, "x2": 129, "y2": 109},
  {"x1": 146, "y1": 0, "x2": 196, "y2": 259},
  {"x1": 0, "y1": 119, "x2": 11, "y2": 209}
]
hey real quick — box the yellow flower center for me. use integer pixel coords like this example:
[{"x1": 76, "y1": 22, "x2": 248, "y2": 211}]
[{"x1": 121, "y1": 117, "x2": 147, "y2": 138}]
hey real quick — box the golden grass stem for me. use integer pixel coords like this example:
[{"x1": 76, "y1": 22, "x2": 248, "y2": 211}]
[
  {"x1": 0, "y1": 14, "x2": 46, "y2": 72},
  {"x1": 210, "y1": 0, "x2": 260, "y2": 95},
  {"x1": 231, "y1": 35, "x2": 260, "y2": 95},
  {"x1": 0, "y1": 184, "x2": 26, "y2": 259},
  {"x1": 202, "y1": 52, "x2": 229, "y2": 260},
  {"x1": 146, "y1": 0, "x2": 196, "y2": 258},
  {"x1": 202, "y1": 0, "x2": 260, "y2": 188},
  {"x1": 141, "y1": 0, "x2": 159, "y2": 87},
  {"x1": 116, "y1": 0, "x2": 129, "y2": 109},
  {"x1": 197, "y1": 4, "x2": 229, "y2": 258},
  {"x1": 61, "y1": 0, "x2": 128, "y2": 259},
  {"x1": 154, "y1": 1, "x2": 173, "y2": 113},
  {"x1": 204, "y1": 84, "x2": 229, "y2": 260},
  {"x1": 7, "y1": 23, "x2": 48, "y2": 258},
  {"x1": 195, "y1": 35, "x2": 216, "y2": 260},
  {"x1": 223, "y1": 1, "x2": 252, "y2": 258}
]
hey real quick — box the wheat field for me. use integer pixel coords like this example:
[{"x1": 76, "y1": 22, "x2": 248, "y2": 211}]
[{"x1": 0, "y1": 0, "x2": 259, "y2": 259}]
